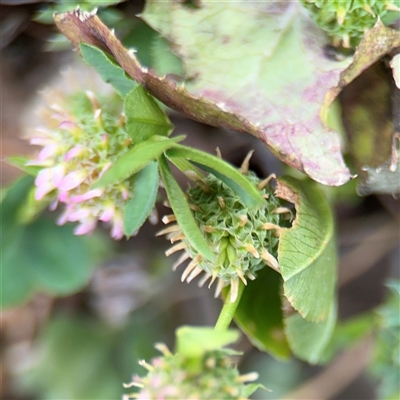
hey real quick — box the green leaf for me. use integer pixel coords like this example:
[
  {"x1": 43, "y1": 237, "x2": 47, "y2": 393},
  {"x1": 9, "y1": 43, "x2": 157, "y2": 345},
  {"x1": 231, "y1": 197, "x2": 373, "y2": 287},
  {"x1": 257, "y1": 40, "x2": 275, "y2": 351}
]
[
  {"x1": 285, "y1": 303, "x2": 337, "y2": 364},
  {"x1": 166, "y1": 145, "x2": 265, "y2": 209},
  {"x1": 123, "y1": 161, "x2": 159, "y2": 237},
  {"x1": 232, "y1": 267, "x2": 290, "y2": 359},
  {"x1": 6, "y1": 156, "x2": 41, "y2": 176},
  {"x1": 176, "y1": 326, "x2": 239, "y2": 359},
  {"x1": 93, "y1": 135, "x2": 184, "y2": 188},
  {"x1": 1, "y1": 176, "x2": 110, "y2": 308},
  {"x1": 158, "y1": 154, "x2": 215, "y2": 262},
  {"x1": 124, "y1": 85, "x2": 173, "y2": 143},
  {"x1": 80, "y1": 43, "x2": 136, "y2": 97},
  {"x1": 276, "y1": 177, "x2": 337, "y2": 322}
]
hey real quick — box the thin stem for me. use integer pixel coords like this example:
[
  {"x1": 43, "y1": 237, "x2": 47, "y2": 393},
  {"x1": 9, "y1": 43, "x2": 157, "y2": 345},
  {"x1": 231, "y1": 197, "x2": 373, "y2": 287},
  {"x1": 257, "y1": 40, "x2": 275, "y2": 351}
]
[{"x1": 215, "y1": 281, "x2": 245, "y2": 331}]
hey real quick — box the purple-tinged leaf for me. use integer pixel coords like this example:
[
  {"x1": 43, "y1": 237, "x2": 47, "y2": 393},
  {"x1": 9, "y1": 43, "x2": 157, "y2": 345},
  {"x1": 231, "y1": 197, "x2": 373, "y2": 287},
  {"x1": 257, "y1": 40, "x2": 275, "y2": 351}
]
[{"x1": 53, "y1": 6, "x2": 400, "y2": 186}]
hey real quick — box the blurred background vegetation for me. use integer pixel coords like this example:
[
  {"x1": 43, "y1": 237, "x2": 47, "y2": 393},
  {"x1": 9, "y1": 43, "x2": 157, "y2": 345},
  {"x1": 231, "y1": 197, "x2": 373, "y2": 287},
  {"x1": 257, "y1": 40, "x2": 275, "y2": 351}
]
[{"x1": 1, "y1": 1, "x2": 399, "y2": 399}]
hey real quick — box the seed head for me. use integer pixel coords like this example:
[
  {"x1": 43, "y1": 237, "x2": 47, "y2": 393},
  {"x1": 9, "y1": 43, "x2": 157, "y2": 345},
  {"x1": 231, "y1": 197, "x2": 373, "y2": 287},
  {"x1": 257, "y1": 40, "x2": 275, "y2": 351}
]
[{"x1": 159, "y1": 170, "x2": 293, "y2": 302}]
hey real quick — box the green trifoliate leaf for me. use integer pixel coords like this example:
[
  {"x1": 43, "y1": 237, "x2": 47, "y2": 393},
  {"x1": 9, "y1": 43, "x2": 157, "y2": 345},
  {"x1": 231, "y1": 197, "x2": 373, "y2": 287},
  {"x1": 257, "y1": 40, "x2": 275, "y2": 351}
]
[
  {"x1": 93, "y1": 135, "x2": 184, "y2": 188},
  {"x1": 123, "y1": 161, "x2": 159, "y2": 237},
  {"x1": 176, "y1": 326, "x2": 239, "y2": 359},
  {"x1": 80, "y1": 43, "x2": 135, "y2": 97},
  {"x1": 276, "y1": 177, "x2": 337, "y2": 322},
  {"x1": 166, "y1": 145, "x2": 265, "y2": 209},
  {"x1": 284, "y1": 303, "x2": 337, "y2": 364},
  {"x1": 124, "y1": 85, "x2": 173, "y2": 143},
  {"x1": 158, "y1": 154, "x2": 215, "y2": 262}
]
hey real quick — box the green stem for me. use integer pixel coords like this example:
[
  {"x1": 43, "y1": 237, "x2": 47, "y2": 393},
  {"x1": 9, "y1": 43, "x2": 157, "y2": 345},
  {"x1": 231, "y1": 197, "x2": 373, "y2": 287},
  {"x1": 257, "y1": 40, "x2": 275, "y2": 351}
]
[{"x1": 215, "y1": 281, "x2": 245, "y2": 331}]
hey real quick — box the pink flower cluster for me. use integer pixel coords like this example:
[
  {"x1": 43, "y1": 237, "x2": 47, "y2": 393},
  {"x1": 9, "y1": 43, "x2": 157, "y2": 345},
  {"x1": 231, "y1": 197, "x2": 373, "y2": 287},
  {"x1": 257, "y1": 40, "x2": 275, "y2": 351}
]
[{"x1": 27, "y1": 89, "x2": 133, "y2": 239}]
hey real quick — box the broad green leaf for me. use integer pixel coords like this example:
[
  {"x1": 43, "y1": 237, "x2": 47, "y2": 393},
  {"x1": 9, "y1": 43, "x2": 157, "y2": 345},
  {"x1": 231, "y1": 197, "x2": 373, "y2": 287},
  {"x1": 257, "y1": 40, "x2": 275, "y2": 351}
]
[
  {"x1": 80, "y1": 43, "x2": 135, "y2": 97},
  {"x1": 124, "y1": 85, "x2": 173, "y2": 143},
  {"x1": 123, "y1": 161, "x2": 159, "y2": 237},
  {"x1": 276, "y1": 177, "x2": 336, "y2": 322},
  {"x1": 1, "y1": 176, "x2": 110, "y2": 308},
  {"x1": 232, "y1": 267, "x2": 290, "y2": 359},
  {"x1": 93, "y1": 135, "x2": 184, "y2": 188},
  {"x1": 166, "y1": 145, "x2": 265, "y2": 209},
  {"x1": 6, "y1": 156, "x2": 41, "y2": 176},
  {"x1": 55, "y1": 8, "x2": 400, "y2": 186},
  {"x1": 158, "y1": 154, "x2": 214, "y2": 262},
  {"x1": 176, "y1": 326, "x2": 239, "y2": 359},
  {"x1": 284, "y1": 303, "x2": 336, "y2": 364}
]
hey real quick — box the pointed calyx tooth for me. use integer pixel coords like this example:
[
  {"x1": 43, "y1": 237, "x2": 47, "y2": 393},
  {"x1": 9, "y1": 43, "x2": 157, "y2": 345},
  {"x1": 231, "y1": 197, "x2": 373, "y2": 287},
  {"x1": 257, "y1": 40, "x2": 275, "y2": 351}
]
[
  {"x1": 154, "y1": 342, "x2": 172, "y2": 356},
  {"x1": 165, "y1": 241, "x2": 187, "y2": 257},
  {"x1": 189, "y1": 203, "x2": 202, "y2": 212},
  {"x1": 244, "y1": 243, "x2": 260, "y2": 258},
  {"x1": 203, "y1": 225, "x2": 215, "y2": 233},
  {"x1": 362, "y1": 4, "x2": 375, "y2": 16},
  {"x1": 198, "y1": 272, "x2": 212, "y2": 287},
  {"x1": 181, "y1": 255, "x2": 202, "y2": 282},
  {"x1": 169, "y1": 232, "x2": 185, "y2": 243},
  {"x1": 246, "y1": 271, "x2": 256, "y2": 280},
  {"x1": 272, "y1": 207, "x2": 293, "y2": 219},
  {"x1": 237, "y1": 372, "x2": 259, "y2": 383},
  {"x1": 261, "y1": 248, "x2": 279, "y2": 271},
  {"x1": 336, "y1": 7, "x2": 347, "y2": 25},
  {"x1": 172, "y1": 252, "x2": 190, "y2": 271},
  {"x1": 156, "y1": 224, "x2": 180, "y2": 236},
  {"x1": 260, "y1": 222, "x2": 282, "y2": 232},
  {"x1": 162, "y1": 214, "x2": 176, "y2": 224},
  {"x1": 217, "y1": 196, "x2": 226, "y2": 209},
  {"x1": 208, "y1": 271, "x2": 218, "y2": 288},
  {"x1": 240, "y1": 150, "x2": 254, "y2": 174},
  {"x1": 138, "y1": 359, "x2": 154, "y2": 371},
  {"x1": 215, "y1": 147, "x2": 222, "y2": 159},
  {"x1": 186, "y1": 265, "x2": 203, "y2": 283},
  {"x1": 258, "y1": 173, "x2": 276, "y2": 190},
  {"x1": 235, "y1": 268, "x2": 247, "y2": 285},
  {"x1": 214, "y1": 278, "x2": 225, "y2": 298},
  {"x1": 230, "y1": 278, "x2": 239, "y2": 302},
  {"x1": 239, "y1": 215, "x2": 248, "y2": 227}
]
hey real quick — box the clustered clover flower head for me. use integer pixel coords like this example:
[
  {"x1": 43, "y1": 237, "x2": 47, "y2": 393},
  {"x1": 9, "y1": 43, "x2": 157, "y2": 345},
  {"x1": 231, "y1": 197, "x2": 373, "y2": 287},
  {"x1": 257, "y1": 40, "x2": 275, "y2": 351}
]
[
  {"x1": 25, "y1": 64, "x2": 138, "y2": 239},
  {"x1": 301, "y1": 0, "x2": 400, "y2": 48},
  {"x1": 123, "y1": 342, "x2": 259, "y2": 400},
  {"x1": 158, "y1": 153, "x2": 293, "y2": 303}
]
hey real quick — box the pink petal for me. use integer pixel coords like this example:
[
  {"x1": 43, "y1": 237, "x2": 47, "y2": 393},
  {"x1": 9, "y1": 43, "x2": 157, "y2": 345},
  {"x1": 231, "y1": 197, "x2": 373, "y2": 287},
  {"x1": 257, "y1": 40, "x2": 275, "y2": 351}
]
[
  {"x1": 64, "y1": 145, "x2": 85, "y2": 161},
  {"x1": 67, "y1": 208, "x2": 91, "y2": 221},
  {"x1": 69, "y1": 189, "x2": 103, "y2": 203},
  {"x1": 58, "y1": 120, "x2": 76, "y2": 130},
  {"x1": 74, "y1": 218, "x2": 97, "y2": 236},
  {"x1": 99, "y1": 204, "x2": 115, "y2": 222},
  {"x1": 38, "y1": 144, "x2": 59, "y2": 161},
  {"x1": 51, "y1": 164, "x2": 66, "y2": 187},
  {"x1": 30, "y1": 137, "x2": 54, "y2": 146},
  {"x1": 58, "y1": 191, "x2": 69, "y2": 203},
  {"x1": 59, "y1": 170, "x2": 87, "y2": 191},
  {"x1": 35, "y1": 182, "x2": 55, "y2": 200},
  {"x1": 57, "y1": 210, "x2": 71, "y2": 225},
  {"x1": 35, "y1": 169, "x2": 52, "y2": 187},
  {"x1": 111, "y1": 214, "x2": 124, "y2": 240}
]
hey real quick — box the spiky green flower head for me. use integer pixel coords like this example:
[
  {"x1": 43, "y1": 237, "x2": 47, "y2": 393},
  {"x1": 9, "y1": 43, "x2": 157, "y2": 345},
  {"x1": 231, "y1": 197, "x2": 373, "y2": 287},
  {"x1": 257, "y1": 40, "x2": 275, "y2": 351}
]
[
  {"x1": 158, "y1": 154, "x2": 293, "y2": 302},
  {"x1": 26, "y1": 66, "x2": 142, "y2": 239},
  {"x1": 301, "y1": 0, "x2": 400, "y2": 48},
  {"x1": 124, "y1": 343, "x2": 259, "y2": 400}
]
